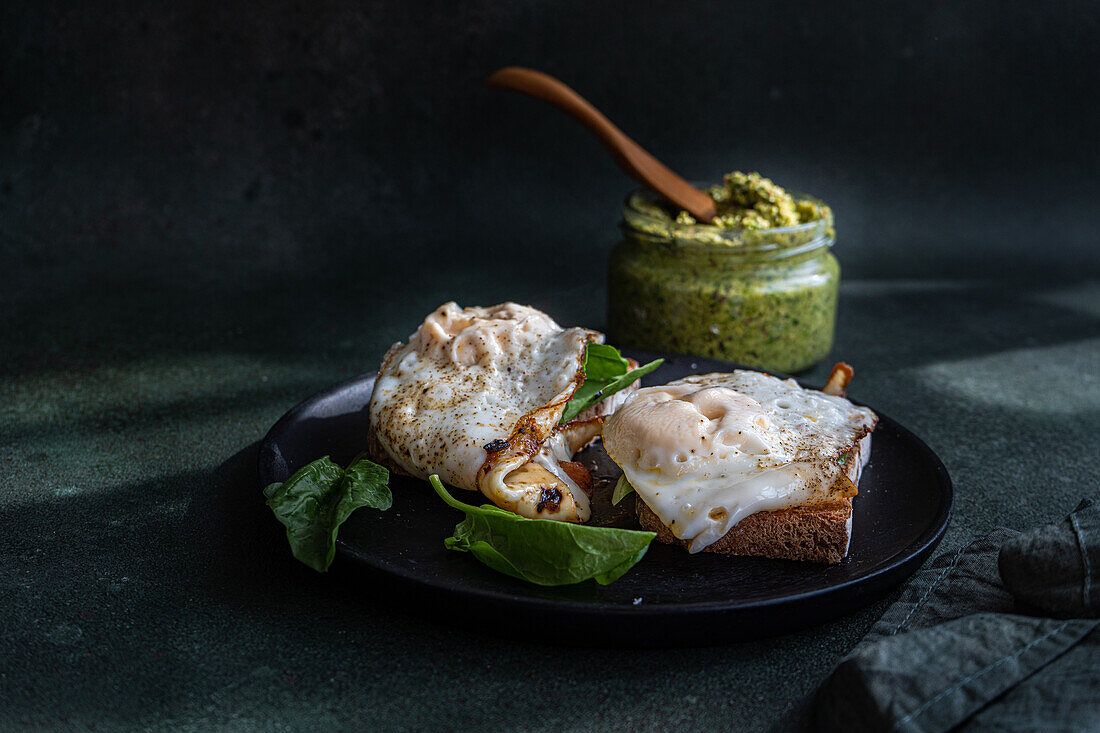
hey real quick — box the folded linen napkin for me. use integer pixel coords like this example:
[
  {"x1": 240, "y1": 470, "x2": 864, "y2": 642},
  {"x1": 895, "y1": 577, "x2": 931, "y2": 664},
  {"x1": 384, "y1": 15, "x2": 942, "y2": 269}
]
[{"x1": 816, "y1": 498, "x2": 1100, "y2": 732}]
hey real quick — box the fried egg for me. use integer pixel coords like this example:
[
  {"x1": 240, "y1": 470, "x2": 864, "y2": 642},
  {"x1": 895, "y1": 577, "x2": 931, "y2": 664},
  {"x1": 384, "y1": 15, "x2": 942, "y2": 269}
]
[
  {"x1": 369, "y1": 302, "x2": 618, "y2": 522},
  {"x1": 603, "y1": 370, "x2": 877, "y2": 553}
]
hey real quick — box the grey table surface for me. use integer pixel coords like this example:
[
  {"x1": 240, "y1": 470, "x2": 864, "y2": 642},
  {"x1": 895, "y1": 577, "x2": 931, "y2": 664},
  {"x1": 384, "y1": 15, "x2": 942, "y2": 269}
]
[{"x1": 3, "y1": 267, "x2": 1099, "y2": 730}]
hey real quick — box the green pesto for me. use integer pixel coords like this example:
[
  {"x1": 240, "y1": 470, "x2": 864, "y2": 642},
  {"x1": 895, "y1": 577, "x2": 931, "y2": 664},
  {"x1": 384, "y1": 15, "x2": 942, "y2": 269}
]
[
  {"x1": 608, "y1": 175, "x2": 838, "y2": 373},
  {"x1": 639, "y1": 171, "x2": 831, "y2": 230}
]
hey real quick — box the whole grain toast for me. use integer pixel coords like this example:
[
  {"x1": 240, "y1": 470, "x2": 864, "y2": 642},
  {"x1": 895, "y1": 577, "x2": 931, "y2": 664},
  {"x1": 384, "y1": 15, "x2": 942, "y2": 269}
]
[
  {"x1": 635, "y1": 497, "x2": 853, "y2": 564},
  {"x1": 634, "y1": 436, "x2": 869, "y2": 564}
]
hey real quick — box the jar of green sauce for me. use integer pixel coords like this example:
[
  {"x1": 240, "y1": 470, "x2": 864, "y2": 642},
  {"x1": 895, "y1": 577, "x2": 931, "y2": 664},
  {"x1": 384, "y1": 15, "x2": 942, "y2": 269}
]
[{"x1": 607, "y1": 178, "x2": 838, "y2": 373}]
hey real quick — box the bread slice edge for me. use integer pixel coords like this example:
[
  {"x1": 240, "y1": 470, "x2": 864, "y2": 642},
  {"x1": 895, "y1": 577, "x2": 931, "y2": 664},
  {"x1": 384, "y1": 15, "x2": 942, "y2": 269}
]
[{"x1": 634, "y1": 435, "x2": 870, "y2": 565}]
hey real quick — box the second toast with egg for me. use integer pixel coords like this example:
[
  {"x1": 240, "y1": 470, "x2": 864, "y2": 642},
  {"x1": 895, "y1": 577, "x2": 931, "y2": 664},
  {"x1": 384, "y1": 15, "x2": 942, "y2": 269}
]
[
  {"x1": 604, "y1": 365, "x2": 877, "y2": 564},
  {"x1": 633, "y1": 434, "x2": 869, "y2": 564}
]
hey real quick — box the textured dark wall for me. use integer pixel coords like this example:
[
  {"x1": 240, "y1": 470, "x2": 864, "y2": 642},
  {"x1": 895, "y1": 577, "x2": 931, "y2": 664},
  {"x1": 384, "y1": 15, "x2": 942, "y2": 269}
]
[{"x1": 2, "y1": 1, "x2": 1099, "y2": 347}]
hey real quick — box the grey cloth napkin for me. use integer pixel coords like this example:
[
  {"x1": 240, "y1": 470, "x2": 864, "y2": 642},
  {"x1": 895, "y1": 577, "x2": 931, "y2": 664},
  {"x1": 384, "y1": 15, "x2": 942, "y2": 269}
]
[{"x1": 816, "y1": 498, "x2": 1100, "y2": 732}]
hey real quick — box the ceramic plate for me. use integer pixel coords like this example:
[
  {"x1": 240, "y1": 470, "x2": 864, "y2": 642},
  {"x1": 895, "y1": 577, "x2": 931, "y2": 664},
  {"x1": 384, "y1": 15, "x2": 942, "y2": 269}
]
[{"x1": 258, "y1": 352, "x2": 952, "y2": 646}]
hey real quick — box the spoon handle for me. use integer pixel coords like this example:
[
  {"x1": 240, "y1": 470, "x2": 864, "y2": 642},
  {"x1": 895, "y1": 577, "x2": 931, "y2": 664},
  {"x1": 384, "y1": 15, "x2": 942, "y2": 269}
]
[{"x1": 487, "y1": 67, "x2": 717, "y2": 222}]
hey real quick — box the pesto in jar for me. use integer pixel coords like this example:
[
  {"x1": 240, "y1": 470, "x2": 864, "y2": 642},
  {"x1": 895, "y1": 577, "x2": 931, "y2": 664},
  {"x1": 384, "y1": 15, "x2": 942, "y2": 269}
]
[{"x1": 608, "y1": 173, "x2": 838, "y2": 373}]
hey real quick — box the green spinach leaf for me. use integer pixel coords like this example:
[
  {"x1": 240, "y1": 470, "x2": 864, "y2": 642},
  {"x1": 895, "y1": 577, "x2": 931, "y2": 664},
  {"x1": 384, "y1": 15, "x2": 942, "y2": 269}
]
[
  {"x1": 611, "y1": 473, "x2": 636, "y2": 506},
  {"x1": 430, "y1": 475, "x2": 655, "y2": 586},
  {"x1": 264, "y1": 454, "x2": 392, "y2": 572},
  {"x1": 560, "y1": 343, "x2": 663, "y2": 423}
]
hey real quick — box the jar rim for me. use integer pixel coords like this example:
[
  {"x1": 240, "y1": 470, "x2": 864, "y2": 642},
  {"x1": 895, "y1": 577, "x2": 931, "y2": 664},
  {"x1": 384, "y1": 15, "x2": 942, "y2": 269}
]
[{"x1": 621, "y1": 185, "x2": 835, "y2": 255}]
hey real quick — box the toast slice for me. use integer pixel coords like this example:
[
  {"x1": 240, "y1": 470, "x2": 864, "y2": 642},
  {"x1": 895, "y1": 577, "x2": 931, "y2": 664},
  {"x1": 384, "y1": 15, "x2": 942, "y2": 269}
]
[{"x1": 634, "y1": 435, "x2": 870, "y2": 564}]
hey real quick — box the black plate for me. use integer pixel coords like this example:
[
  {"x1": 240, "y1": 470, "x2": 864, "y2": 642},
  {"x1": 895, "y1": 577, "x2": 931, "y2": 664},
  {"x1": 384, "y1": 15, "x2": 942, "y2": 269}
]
[{"x1": 258, "y1": 352, "x2": 952, "y2": 647}]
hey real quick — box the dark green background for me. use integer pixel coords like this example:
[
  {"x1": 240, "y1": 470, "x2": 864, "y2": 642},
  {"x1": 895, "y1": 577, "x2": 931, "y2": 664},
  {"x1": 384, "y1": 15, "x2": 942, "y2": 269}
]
[{"x1": 2, "y1": 1, "x2": 1099, "y2": 729}]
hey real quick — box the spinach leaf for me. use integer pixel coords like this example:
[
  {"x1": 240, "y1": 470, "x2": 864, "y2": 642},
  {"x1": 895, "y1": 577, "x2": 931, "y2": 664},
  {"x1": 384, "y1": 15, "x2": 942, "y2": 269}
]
[
  {"x1": 611, "y1": 473, "x2": 636, "y2": 506},
  {"x1": 264, "y1": 454, "x2": 392, "y2": 572},
  {"x1": 560, "y1": 343, "x2": 663, "y2": 423},
  {"x1": 430, "y1": 475, "x2": 655, "y2": 586}
]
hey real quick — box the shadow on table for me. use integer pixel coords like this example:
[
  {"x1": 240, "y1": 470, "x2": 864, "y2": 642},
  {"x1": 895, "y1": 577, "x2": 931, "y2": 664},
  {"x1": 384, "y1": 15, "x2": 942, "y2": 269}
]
[
  {"x1": 192, "y1": 441, "x2": 502, "y2": 635},
  {"x1": 5, "y1": 277, "x2": 1097, "y2": 728},
  {"x1": 193, "y1": 441, "x2": 389, "y2": 605},
  {"x1": 5, "y1": 274, "x2": 1099, "y2": 382}
]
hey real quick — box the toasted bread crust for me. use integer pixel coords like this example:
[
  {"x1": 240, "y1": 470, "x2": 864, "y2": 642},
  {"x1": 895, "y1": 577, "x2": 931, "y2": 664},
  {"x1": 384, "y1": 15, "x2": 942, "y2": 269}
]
[
  {"x1": 634, "y1": 436, "x2": 868, "y2": 564},
  {"x1": 635, "y1": 497, "x2": 853, "y2": 564}
]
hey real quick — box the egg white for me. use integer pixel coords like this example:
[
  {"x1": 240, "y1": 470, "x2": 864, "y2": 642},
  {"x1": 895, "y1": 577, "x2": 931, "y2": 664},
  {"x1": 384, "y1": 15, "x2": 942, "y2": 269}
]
[
  {"x1": 603, "y1": 371, "x2": 877, "y2": 552},
  {"x1": 369, "y1": 302, "x2": 600, "y2": 521}
]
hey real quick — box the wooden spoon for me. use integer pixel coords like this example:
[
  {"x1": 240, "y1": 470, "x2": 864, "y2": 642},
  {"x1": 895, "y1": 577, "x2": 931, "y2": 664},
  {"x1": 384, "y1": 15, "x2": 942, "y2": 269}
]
[{"x1": 487, "y1": 66, "x2": 718, "y2": 223}]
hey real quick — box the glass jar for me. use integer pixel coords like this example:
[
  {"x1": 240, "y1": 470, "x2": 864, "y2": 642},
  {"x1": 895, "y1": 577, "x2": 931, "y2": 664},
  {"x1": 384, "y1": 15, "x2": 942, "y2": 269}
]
[{"x1": 607, "y1": 187, "x2": 839, "y2": 373}]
